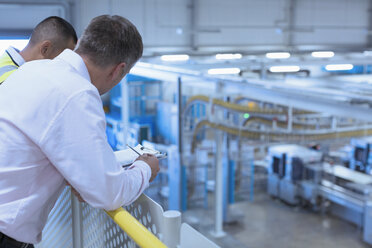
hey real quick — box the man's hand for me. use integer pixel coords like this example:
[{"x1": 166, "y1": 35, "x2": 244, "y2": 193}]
[
  {"x1": 71, "y1": 187, "x2": 85, "y2": 202},
  {"x1": 135, "y1": 153, "x2": 160, "y2": 182},
  {"x1": 65, "y1": 181, "x2": 85, "y2": 202}
]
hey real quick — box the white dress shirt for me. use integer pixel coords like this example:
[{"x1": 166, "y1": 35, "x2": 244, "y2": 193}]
[{"x1": 0, "y1": 49, "x2": 151, "y2": 244}]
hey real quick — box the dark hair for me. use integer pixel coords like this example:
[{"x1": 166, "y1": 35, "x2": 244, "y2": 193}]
[
  {"x1": 75, "y1": 15, "x2": 143, "y2": 68},
  {"x1": 29, "y1": 16, "x2": 77, "y2": 48}
]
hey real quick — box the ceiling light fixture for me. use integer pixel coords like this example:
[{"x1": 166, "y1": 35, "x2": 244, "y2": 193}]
[
  {"x1": 363, "y1": 51, "x2": 372, "y2": 56},
  {"x1": 269, "y1": 65, "x2": 300, "y2": 73},
  {"x1": 0, "y1": 39, "x2": 28, "y2": 55},
  {"x1": 311, "y1": 51, "x2": 335, "y2": 58},
  {"x1": 208, "y1": 68, "x2": 241, "y2": 75},
  {"x1": 215, "y1": 53, "x2": 242, "y2": 60},
  {"x1": 266, "y1": 52, "x2": 291, "y2": 59},
  {"x1": 325, "y1": 64, "x2": 353, "y2": 71},
  {"x1": 161, "y1": 54, "x2": 189, "y2": 62}
]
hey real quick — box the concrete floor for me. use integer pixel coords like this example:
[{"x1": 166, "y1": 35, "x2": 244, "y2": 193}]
[{"x1": 183, "y1": 193, "x2": 370, "y2": 248}]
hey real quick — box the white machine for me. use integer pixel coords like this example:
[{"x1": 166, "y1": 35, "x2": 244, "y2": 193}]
[
  {"x1": 267, "y1": 144, "x2": 322, "y2": 204},
  {"x1": 267, "y1": 144, "x2": 372, "y2": 246}
]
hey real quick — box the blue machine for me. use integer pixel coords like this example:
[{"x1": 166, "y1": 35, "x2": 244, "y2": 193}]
[
  {"x1": 349, "y1": 136, "x2": 372, "y2": 174},
  {"x1": 156, "y1": 102, "x2": 178, "y2": 145},
  {"x1": 104, "y1": 74, "x2": 187, "y2": 211},
  {"x1": 105, "y1": 74, "x2": 162, "y2": 149}
]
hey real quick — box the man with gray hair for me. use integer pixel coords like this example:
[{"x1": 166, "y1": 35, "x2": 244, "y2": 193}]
[{"x1": 0, "y1": 15, "x2": 159, "y2": 247}]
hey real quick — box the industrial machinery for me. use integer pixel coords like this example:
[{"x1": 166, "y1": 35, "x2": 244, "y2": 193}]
[
  {"x1": 104, "y1": 59, "x2": 372, "y2": 240},
  {"x1": 267, "y1": 144, "x2": 323, "y2": 204},
  {"x1": 349, "y1": 136, "x2": 372, "y2": 173},
  {"x1": 267, "y1": 144, "x2": 372, "y2": 245}
]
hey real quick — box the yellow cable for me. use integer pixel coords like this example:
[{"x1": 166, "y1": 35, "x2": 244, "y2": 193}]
[{"x1": 106, "y1": 208, "x2": 167, "y2": 248}]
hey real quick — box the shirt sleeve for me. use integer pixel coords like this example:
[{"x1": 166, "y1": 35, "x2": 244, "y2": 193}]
[{"x1": 39, "y1": 90, "x2": 151, "y2": 211}]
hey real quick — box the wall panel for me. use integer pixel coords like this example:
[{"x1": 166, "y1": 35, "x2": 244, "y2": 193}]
[{"x1": 0, "y1": 0, "x2": 367, "y2": 52}]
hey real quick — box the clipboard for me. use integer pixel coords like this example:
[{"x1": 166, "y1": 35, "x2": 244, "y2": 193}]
[{"x1": 114, "y1": 144, "x2": 167, "y2": 168}]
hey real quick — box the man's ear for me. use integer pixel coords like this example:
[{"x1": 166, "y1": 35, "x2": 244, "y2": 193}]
[
  {"x1": 110, "y1": 62, "x2": 127, "y2": 81},
  {"x1": 39, "y1": 40, "x2": 52, "y2": 59}
]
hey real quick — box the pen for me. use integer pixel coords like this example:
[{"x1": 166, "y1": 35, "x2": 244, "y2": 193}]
[{"x1": 126, "y1": 144, "x2": 141, "y2": 156}]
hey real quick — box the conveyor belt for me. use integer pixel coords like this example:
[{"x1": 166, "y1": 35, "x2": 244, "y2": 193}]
[
  {"x1": 323, "y1": 164, "x2": 372, "y2": 185},
  {"x1": 184, "y1": 95, "x2": 312, "y2": 115},
  {"x1": 243, "y1": 116, "x2": 319, "y2": 130},
  {"x1": 190, "y1": 120, "x2": 372, "y2": 153},
  {"x1": 318, "y1": 184, "x2": 364, "y2": 214}
]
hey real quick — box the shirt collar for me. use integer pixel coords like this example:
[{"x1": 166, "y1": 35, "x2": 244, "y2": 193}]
[
  {"x1": 55, "y1": 49, "x2": 91, "y2": 82},
  {"x1": 6, "y1": 46, "x2": 25, "y2": 67}
]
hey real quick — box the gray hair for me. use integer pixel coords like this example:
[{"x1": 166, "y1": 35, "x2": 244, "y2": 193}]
[{"x1": 75, "y1": 15, "x2": 143, "y2": 69}]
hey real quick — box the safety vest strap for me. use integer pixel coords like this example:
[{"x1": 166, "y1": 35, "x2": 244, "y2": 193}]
[
  {"x1": 0, "y1": 66, "x2": 17, "y2": 85},
  {"x1": 0, "y1": 65, "x2": 18, "y2": 75}
]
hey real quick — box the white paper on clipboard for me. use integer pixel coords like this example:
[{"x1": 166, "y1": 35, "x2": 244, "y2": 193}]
[{"x1": 114, "y1": 144, "x2": 167, "y2": 168}]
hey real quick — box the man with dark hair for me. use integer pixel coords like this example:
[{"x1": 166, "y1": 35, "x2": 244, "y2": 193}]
[
  {"x1": 0, "y1": 15, "x2": 159, "y2": 247},
  {"x1": 0, "y1": 16, "x2": 77, "y2": 84}
]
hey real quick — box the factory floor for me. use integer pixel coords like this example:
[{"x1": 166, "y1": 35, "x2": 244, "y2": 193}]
[{"x1": 183, "y1": 193, "x2": 370, "y2": 248}]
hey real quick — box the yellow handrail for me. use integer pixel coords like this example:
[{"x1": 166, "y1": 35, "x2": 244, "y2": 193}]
[{"x1": 106, "y1": 207, "x2": 167, "y2": 248}]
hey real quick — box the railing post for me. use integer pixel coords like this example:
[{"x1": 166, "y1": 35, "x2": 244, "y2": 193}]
[
  {"x1": 211, "y1": 130, "x2": 226, "y2": 238},
  {"x1": 71, "y1": 194, "x2": 83, "y2": 248},
  {"x1": 177, "y1": 76, "x2": 187, "y2": 211},
  {"x1": 163, "y1": 210, "x2": 182, "y2": 248}
]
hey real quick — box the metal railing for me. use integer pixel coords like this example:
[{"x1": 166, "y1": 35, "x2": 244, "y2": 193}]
[{"x1": 37, "y1": 187, "x2": 219, "y2": 248}]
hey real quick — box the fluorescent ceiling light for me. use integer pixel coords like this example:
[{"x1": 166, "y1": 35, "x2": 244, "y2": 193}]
[
  {"x1": 161, "y1": 54, "x2": 189, "y2": 61},
  {"x1": 208, "y1": 68, "x2": 241, "y2": 75},
  {"x1": 311, "y1": 51, "x2": 334, "y2": 58},
  {"x1": 325, "y1": 64, "x2": 353, "y2": 71},
  {"x1": 269, "y1": 65, "x2": 300, "y2": 73},
  {"x1": 0, "y1": 39, "x2": 28, "y2": 55},
  {"x1": 215, "y1": 53, "x2": 242, "y2": 60},
  {"x1": 266, "y1": 52, "x2": 290, "y2": 59},
  {"x1": 364, "y1": 51, "x2": 372, "y2": 56}
]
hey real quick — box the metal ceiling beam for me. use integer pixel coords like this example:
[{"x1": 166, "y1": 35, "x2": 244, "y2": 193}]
[
  {"x1": 286, "y1": 0, "x2": 296, "y2": 47},
  {"x1": 189, "y1": 0, "x2": 197, "y2": 51},
  {"x1": 367, "y1": 0, "x2": 372, "y2": 48},
  {"x1": 155, "y1": 58, "x2": 372, "y2": 72},
  {"x1": 142, "y1": 44, "x2": 370, "y2": 57}
]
